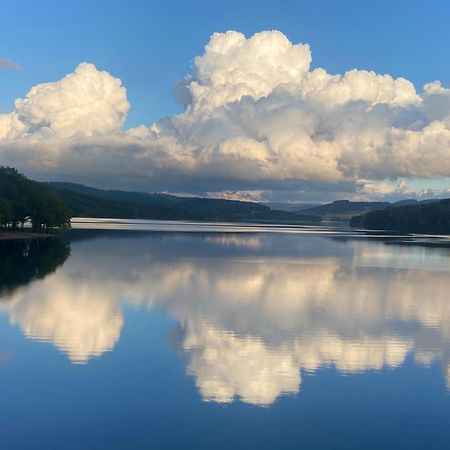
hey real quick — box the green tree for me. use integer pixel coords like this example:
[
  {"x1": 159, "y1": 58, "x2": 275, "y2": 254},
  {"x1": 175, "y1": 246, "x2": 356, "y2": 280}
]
[
  {"x1": 0, "y1": 166, "x2": 72, "y2": 231},
  {"x1": 0, "y1": 196, "x2": 12, "y2": 226},
  {"x1": 26, "y1": 181, "x2": 72, "y2": 231}
]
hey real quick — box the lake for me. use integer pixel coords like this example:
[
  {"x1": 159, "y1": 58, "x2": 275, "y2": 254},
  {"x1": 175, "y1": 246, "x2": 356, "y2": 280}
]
[{"x1": 1, "y1": 219, "x2": 450, "y2": 449}]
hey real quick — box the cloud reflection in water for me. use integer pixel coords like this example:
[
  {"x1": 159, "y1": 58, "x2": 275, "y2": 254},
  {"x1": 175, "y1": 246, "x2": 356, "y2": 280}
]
[{"x1": 1, "y1": 231, "x2": 450, "y2": 405}]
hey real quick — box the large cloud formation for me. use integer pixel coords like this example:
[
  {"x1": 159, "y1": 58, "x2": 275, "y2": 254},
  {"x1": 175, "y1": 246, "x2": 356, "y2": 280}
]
[{"x1": 1, "y1": 30, "x2": 450, "y2": 200}]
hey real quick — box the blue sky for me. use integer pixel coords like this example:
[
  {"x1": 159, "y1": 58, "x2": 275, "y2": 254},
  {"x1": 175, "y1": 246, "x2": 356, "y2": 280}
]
[
  {"x1": 2, "y1": 0, "x2": 450, "y2": 127},
  {"x1": 1, "y1": 0, "x2": 450, "y2": 200}
]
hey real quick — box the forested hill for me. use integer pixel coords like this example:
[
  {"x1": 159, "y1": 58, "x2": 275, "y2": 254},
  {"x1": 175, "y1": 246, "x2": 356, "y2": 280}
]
[
  {"x1": 0, "y1": 167, "x2": 71, "y2": 231},
  {"x1": 350, "y1": 199, "x2": 450, "y2": 234},
  {"x1": 47, "y1": 182, "x2": 321, "y2": 223},
  {"x1": 298, "y1": 198, "x2": 441, "y2": 221},
  {"x1": 298, "y1": 200, "x2": 390, "y2": 220},
  {"x1": 4, "y1": 168, "x2": 450, "y2": 231}
]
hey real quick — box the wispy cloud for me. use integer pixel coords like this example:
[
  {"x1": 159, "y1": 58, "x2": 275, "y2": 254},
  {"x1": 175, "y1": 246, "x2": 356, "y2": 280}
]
[{"x1": 0, "y1": 58, "x2": 21, "y2": 71}]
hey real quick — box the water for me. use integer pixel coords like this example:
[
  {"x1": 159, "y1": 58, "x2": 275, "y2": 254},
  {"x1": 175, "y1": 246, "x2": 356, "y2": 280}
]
[{"x1": 1, "y1": 219, "x2": 450, "y2": 449}]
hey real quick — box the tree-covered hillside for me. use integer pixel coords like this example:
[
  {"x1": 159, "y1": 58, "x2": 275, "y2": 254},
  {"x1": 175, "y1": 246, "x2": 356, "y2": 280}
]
[
  {"x1": 299, "y1": 199, "x2": 441, "y2": 221},
  {"x1": 300, "y1": 200, "x2": 394, "y2": 220},
  {"x1": 350, "y1": 199, "x2": 450, "y2": 234},
  {"x1": 1, "y1": 168, "x2": 320, "y2": 228},
  {"x1": 0, "y1": 167, "x2": 71, "y2": 231},
  {"x1": 49, "y1": 182, "x2": 321, "y2": 223}
]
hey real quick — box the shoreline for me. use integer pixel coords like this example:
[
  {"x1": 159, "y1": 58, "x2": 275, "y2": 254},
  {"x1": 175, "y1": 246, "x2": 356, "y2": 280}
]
[{"x1": 0, "y1": 230, "x2": 53, "y2": 241}]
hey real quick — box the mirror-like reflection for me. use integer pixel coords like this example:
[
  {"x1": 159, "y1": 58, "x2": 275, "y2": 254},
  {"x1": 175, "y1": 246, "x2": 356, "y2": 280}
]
[
  {"x1": 0, "y1": 238, "x2": 70, "y2": 298},
  {"x1": 1, "y1": 228, "x2": 450, "y2": 406}
]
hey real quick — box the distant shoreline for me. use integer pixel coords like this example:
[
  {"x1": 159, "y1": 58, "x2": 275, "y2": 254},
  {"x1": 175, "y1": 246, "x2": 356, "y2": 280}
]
[{"x1": 0, "y1": 230, "x2": 53, "y2": 241}]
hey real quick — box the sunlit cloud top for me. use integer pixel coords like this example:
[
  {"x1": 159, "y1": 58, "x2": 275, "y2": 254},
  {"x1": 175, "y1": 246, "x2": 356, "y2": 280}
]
[{"x1": 1, "y1": 30, "x2": 450, "y2": 201}]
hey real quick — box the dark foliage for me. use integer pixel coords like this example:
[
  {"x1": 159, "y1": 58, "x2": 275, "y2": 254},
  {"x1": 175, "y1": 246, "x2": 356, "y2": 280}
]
[
  {"x1": 300, "y1": 200, "x2": 390, "y2": 216},
  {"x1": 350, "y1": 199, "x2": 450, "y2": 234},
  {"x1": 0, "y1": 167, "x2": 71, "y2": 231},
  {"x1": 48, "y1": 182, "x2": 320, "y2": 223},
  {"x1": 299, "y1": 198, "x2": 441, "y2": 221},
  {"x1": 1, "y1": 168, "x2": 320, "y2": 227}
]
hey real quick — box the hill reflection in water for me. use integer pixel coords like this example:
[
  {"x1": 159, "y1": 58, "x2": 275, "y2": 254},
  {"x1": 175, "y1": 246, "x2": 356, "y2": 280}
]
[{"x1": 1, "y1": 226, "x2": 450, "y2": 405}]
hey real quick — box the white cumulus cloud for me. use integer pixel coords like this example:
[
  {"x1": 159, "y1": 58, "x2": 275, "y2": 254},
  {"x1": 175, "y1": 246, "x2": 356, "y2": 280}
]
[
  {"x1": 0, "y1": 30, "x2": 450, "y2": 200},
  {"x1": 0, "y1": 62, "x2": 129, "y2": 140}
]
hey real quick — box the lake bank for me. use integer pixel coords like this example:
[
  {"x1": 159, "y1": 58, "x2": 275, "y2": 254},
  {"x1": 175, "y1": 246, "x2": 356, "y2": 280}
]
[{"x1": 0, "y1": 230, "x2": 52, "y2": 240}]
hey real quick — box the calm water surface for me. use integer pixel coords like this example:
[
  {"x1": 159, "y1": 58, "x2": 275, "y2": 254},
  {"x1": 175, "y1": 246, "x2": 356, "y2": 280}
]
[{"x1": 1, "y1": 219, "x2": 450, "y2": 449}]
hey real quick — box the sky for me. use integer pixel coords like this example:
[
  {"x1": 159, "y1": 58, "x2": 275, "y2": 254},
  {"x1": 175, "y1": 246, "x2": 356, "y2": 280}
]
[{"x1": 1, "y1": 0, "x2": 450, "y2": 202}]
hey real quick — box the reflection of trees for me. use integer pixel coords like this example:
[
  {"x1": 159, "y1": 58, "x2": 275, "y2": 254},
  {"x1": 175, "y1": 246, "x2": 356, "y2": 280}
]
[{"x1": 0, "y1": 238, "x2": 70, "y2": 297}]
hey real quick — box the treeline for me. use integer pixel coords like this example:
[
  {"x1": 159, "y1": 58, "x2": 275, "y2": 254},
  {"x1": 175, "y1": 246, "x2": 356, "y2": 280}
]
[
  {"x1": 298, "y1": 199, "x2": 391, "y2": 220},
  {"x1": 298, "y1": 199, "x2": 440, "y2": 221},
  {"x1": 0, "y1": 167, "x2": 320, "y2": 229},
  {"x1": 53, "y1": 187, "x2": 186, "y2": 220},
  {"x1": 0, "y1": 167, "x2": 71, "y2": 232},
  {"x1": 48, "y1": 182, "x2": 321, "y2": 223},
  {"x1": 350, "y1": 199, "x2": 450, "y2": 234}
]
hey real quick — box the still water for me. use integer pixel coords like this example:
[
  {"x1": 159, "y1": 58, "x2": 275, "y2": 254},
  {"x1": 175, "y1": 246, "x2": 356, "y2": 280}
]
[{"x1": 1, "y1": 219, "x2": 450, "y2": 449}]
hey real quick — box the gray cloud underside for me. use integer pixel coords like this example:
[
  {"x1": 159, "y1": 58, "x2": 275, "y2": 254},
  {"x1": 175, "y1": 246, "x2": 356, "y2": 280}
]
[{"x1": 1, "y1": 31, "x2": 450, "y2": 200}]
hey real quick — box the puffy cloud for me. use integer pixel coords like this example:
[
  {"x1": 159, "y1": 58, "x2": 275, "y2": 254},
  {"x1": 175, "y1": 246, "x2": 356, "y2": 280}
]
[
  {"x1": 189, "y1": 30, "x2": 311, "y2": 109},
  {"x1": 0, "y1": 63, "x2": 129, "y2": 140},
  {"x1": 1, "y1": 30, "x2": 450, "y2": 199}
]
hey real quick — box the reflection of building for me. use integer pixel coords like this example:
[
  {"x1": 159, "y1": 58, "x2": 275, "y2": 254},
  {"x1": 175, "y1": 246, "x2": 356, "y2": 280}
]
[{"x1": 2, "y1": 233, "x2": 450, "y2": 404}]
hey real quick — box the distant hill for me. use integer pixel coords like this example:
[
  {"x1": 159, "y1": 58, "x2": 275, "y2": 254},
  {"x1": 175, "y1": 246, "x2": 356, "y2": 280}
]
[
  {"x1": 298, "y1": 200, "x2": 391, "y2": 220},
  {"x1": 264, "y1": 202, "x2": 322, "y2": 212},
  {"x1": 350, "y1": 199, "x2": 450, "y2": 234},
  {"x1": 48, "y1": 182, "x2": 321, "y2": 224},
  {"x1": 298, "y1": 199, "x2": 441, "y2": 221}
]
